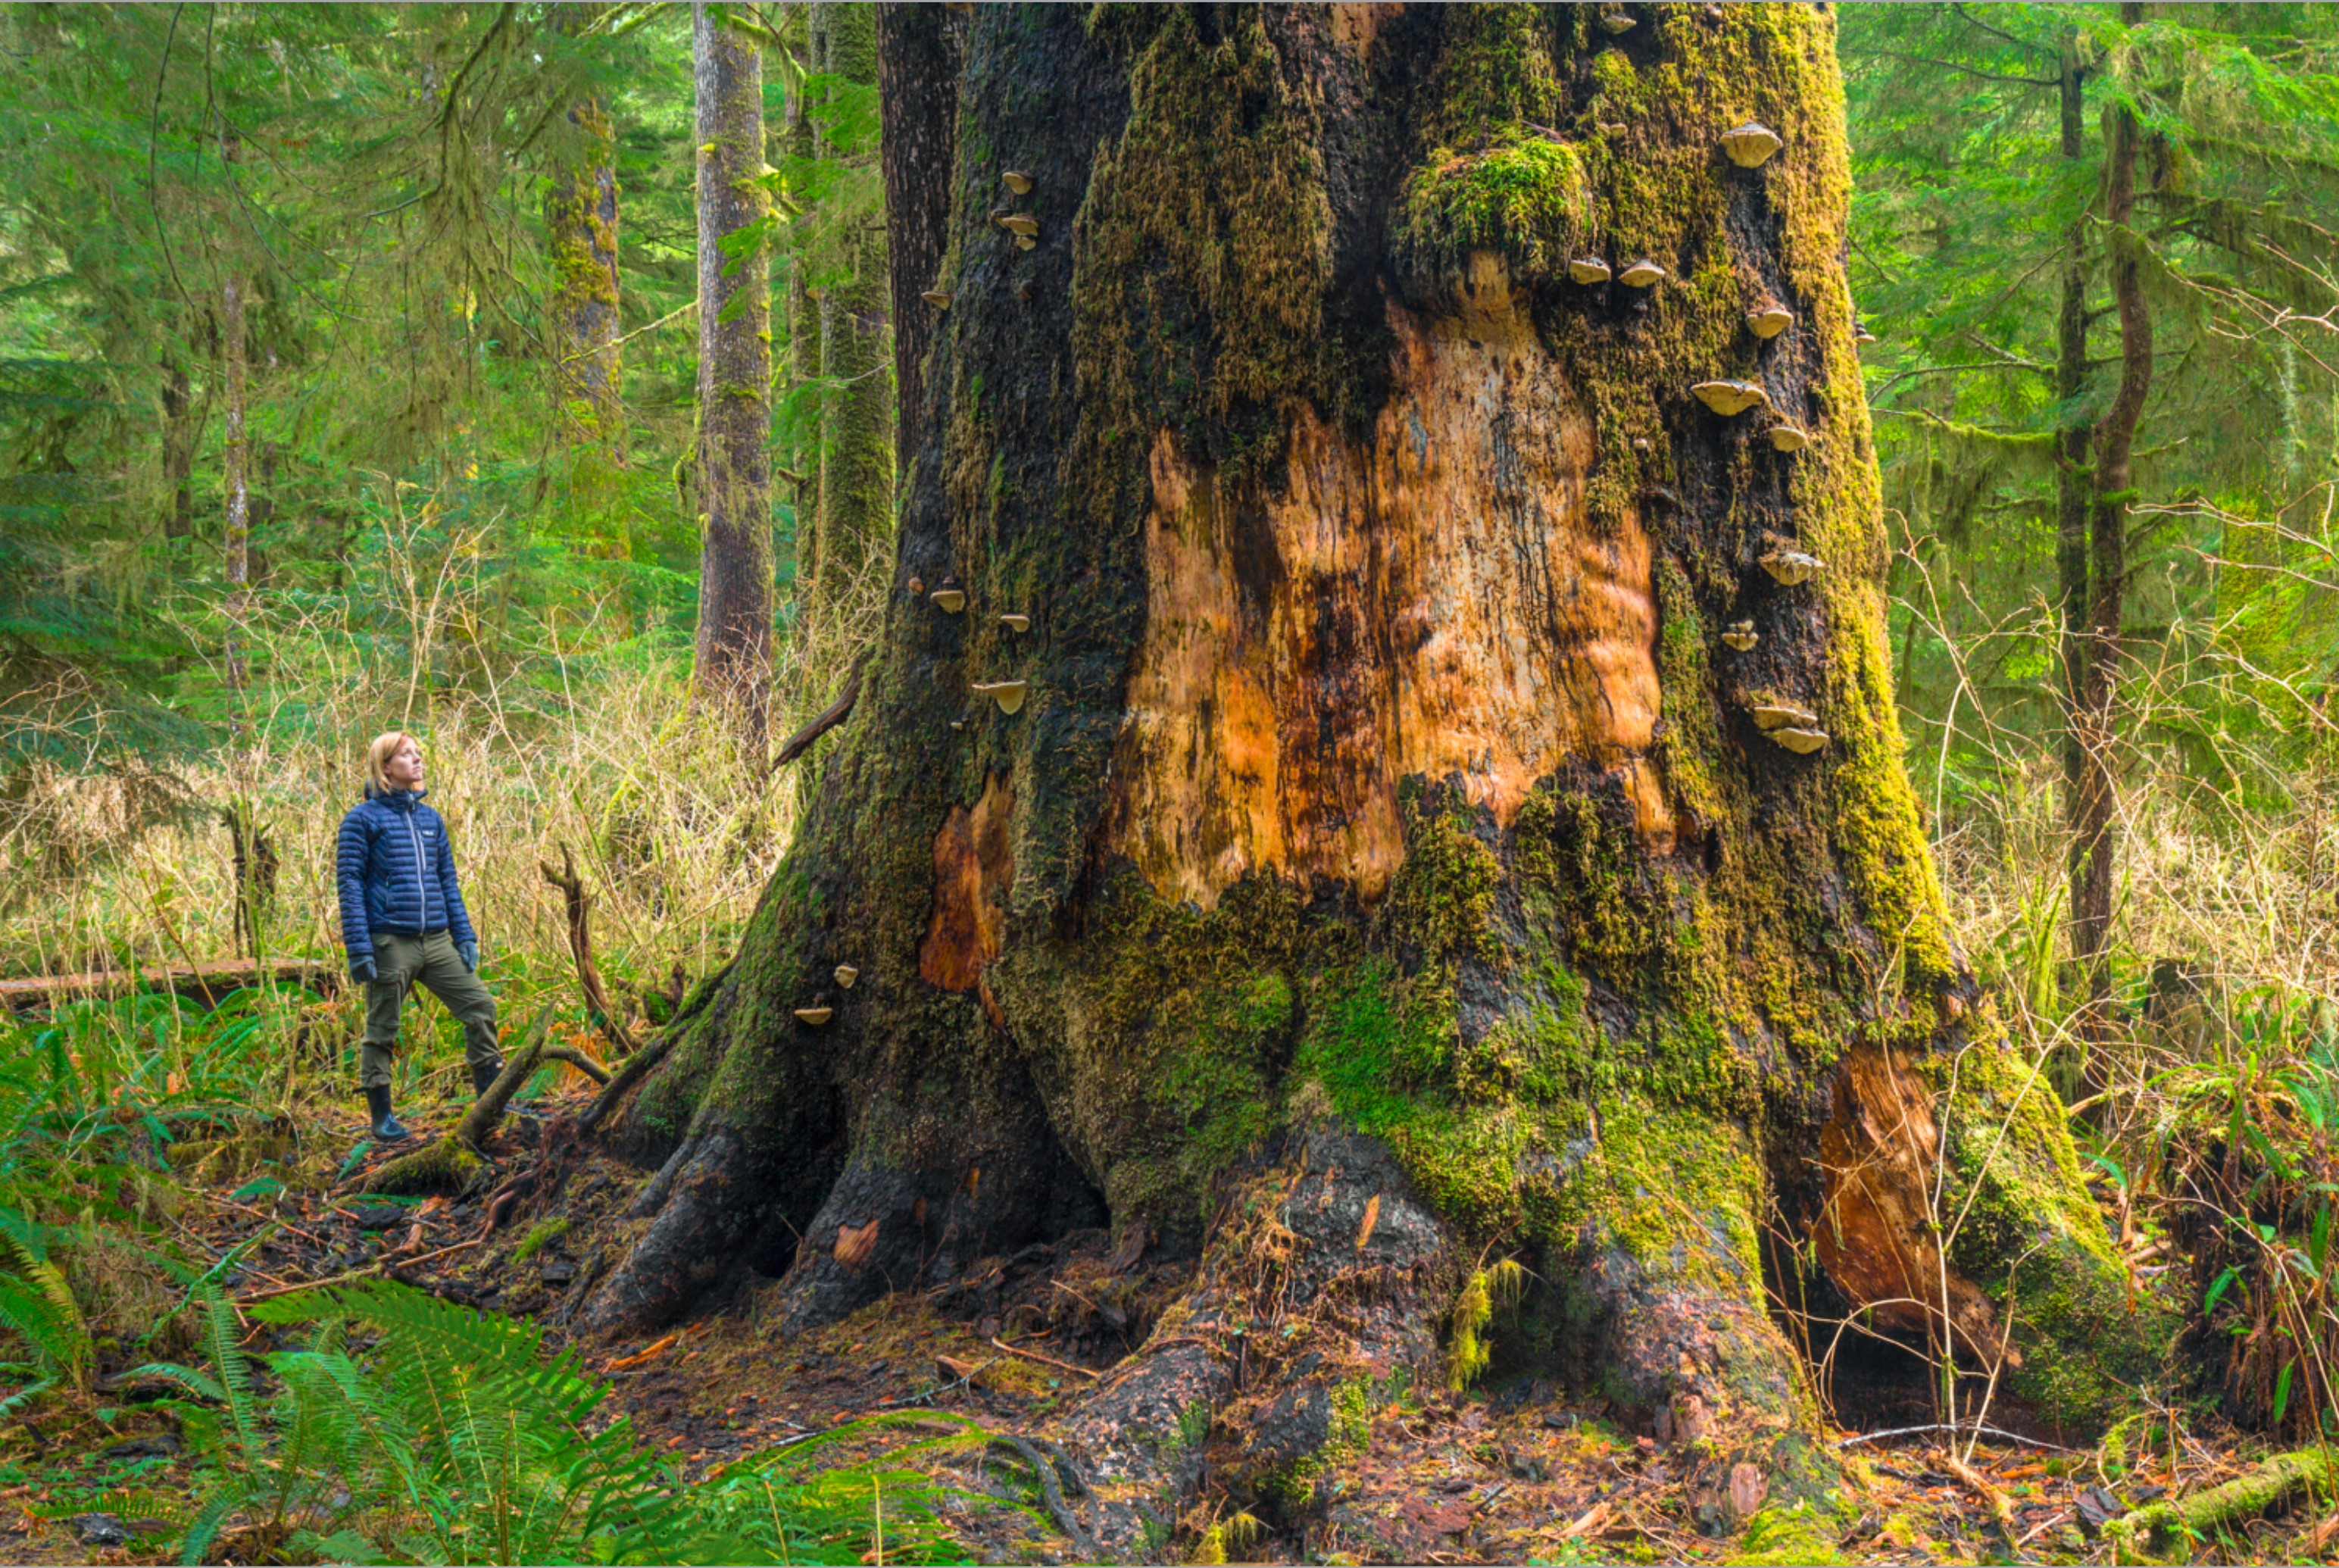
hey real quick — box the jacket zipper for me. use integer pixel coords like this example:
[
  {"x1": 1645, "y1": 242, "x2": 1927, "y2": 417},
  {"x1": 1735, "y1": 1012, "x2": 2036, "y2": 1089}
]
[{"x1": 404, "y1": 808, "x2": 431, "y2": 930}]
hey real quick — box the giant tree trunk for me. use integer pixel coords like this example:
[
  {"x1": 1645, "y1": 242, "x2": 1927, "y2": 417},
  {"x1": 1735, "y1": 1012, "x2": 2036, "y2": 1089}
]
[
  {"x1": 692, "y1": 2, "x2": 775, "y2": 753},
  {"x1": 592, "y1": 5, "x2": 2163, "y2": 1551},
  {"x1": 804, "y1": 2, "x2": 895, "y2": 617}
]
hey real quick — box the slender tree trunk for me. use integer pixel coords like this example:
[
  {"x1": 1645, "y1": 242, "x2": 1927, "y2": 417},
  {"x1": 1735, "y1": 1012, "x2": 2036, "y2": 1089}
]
[
  {"x1": 592, "y1": 8, "x2": 2163, "y2": 1552},
  {"x1": 159, "y1": 356, "x2": 197, "y2": 542},
  {"x1": 2052, "y1": 29, "x2": 2101, "y2": 1104},
  {"x1": 805, "y1": 2, "x2": 893, "y2": 616},
  {"x1": 2070, "y1": 11, "x2": 2152, "y2": 1048},
  {"x1": 221, "y1": 272, "x2": 249, "y2": 694},
  {"x1": 692, "y1": 2, "x2": 775, "y2": 754},
  {"x1": 543, "y1": 69, "x2": 625, "y2": 464},
  {"x1": 783, "y1": 33, "x2": 815, "y2": 556}
]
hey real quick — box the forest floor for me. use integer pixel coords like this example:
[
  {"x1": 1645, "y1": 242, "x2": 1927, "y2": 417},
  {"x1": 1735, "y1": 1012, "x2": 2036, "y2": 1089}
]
[{"x1": 1, "y1": 1079, "x2": 2325, "y2": 1568}]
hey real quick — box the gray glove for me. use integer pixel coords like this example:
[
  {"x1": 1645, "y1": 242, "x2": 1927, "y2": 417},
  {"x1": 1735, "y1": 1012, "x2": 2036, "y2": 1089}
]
[
  {"x1": 350, "y1": 954, "x2": 376, "y2": 984},
  {"x1": 458, "y1": 940, "x2": 479, "y2": 973}
]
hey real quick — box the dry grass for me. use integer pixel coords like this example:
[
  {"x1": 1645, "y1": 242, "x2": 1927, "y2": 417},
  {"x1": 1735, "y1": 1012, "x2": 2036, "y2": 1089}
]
[{"x1": 0, "y1": 482, "x2": 897, "y2": 1010}]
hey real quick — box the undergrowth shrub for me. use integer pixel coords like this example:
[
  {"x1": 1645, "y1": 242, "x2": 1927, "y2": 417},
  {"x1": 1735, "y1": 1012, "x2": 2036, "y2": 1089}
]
[{"x1": 67, "y1": 1278, "x2": 981, "y2": 1566}]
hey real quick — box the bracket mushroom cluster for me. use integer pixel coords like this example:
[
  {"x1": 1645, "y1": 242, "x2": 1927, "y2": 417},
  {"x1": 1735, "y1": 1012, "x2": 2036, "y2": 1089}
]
[
  {"x1": 1750, "y1": 700, "x2": 1828, "y2": 754},
  {"x1": 1759, "y1": 550, "x2": 1823, "y2": 586},
  {"x1": 1692, "y1": 380, "x2": 1769, "y2": 417},
  {"x1": 994, "y1": 170, "x2": 1039, "y2": 250}
]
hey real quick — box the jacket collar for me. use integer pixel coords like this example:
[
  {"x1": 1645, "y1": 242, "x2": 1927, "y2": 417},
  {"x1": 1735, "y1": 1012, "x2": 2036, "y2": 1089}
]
[{"x1": 364, "y1": 785, "x2": 428, "y2": 811}]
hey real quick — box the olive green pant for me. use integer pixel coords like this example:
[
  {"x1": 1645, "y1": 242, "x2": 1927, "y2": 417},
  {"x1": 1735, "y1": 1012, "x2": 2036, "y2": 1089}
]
[{"x1": 358, "y1": 930, "x2": 499, "y2": 1092}]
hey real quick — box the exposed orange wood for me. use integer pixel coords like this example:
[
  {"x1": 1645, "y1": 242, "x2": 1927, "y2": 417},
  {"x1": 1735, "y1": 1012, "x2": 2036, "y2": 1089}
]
[{"x1": 1108, "y1": 255, "x2": 1669, "y2": 908}]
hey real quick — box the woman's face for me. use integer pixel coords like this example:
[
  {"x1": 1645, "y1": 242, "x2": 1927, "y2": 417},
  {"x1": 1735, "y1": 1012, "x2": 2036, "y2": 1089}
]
[{"x1": 386, "y1": 738, "x2": 426, "y2": 790}]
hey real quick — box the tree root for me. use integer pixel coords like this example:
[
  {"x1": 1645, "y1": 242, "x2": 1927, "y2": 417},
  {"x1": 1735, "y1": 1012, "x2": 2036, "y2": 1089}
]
[
  {"x1": 576, "y1": 1031, "x2": 670, "y2": 1134},
  {"x1": 2104, "y1": 1450, "x2": 2339, "y2": 1564},
  {"x1": 358, "y1": 1007, "x2": 557, "y2": 1198},
  {"x1": 989, "y1": 1435, "x2": 1095, "y2": 1559}
]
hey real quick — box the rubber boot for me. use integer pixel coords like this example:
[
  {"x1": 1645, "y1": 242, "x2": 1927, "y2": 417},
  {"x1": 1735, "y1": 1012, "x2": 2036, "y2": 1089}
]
[{"x1": 364, "y1": 1084, "x2": 410, "y2": 1142}]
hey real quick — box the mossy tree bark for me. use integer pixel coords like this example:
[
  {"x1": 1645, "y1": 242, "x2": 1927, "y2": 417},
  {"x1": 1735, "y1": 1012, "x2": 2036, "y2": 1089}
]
[
  {"x1": 592, "y1": 4, "x2": 2166, "y2": 1550},
  {"x1": 804, "y1": 3, "x2": 895, "y2": 619},
  {"x1": 691, "y1": 2, "x2": 776, "y2": 754},
  {"x1": 542, "y1": 9, "x2": 624, "y2": 465}
]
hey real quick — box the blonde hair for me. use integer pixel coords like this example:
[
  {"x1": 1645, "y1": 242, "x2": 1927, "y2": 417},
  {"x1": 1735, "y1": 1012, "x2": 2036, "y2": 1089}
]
[{"x1": 365, "y1": 731, "x2": 419, "y2": 796}]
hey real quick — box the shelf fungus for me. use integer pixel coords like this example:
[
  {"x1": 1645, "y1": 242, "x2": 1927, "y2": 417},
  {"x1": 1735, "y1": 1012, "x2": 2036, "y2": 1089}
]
[
  {"x1": 1003, "y1": 170, "x2": 1034, "y2": 195},
  {"x1": 1567, "y1": 258, "x2": 1613, "y2": 285},
  {"x1": 1760, "y1": 550, "x2": 1824, "y2": 586},
  {"x1": 1014, "y1": 235, "x2": 1036, "y2": 251},
  {"x1": 795, "y1": 1003, "x2": 834, "y2": 1026},
  {"x1": 1600, "y1": 10, "x2": 1636, "y2": 33},
  {"x1": 1692, "y1": 380, "x2": 1768, "y2": 417},
  {"x1": 1750, "y1": 701, "x2": 1819, "y2": 732},
  {"x1": 1619, "y1": 259, "x2": 1666, "y2": 288},
  {"x1": 973, "y1": 679, "x2": 1029, "y2": 715},
  {"x1": 930, "y1": 585, "x2": 967, "y2": 613},
  {"x1": 920, "y1": 289, "x2": 951, "y2": 309},
  {"x1": 1748, "y1": 303, "x2": 1794, "y2": 339},
  {"x1": 1768, "y1": 423, "x2": 1813, "y2": 453},
  {"x1": 1853, "y1": 320, "x2": 1878, "y2": 345},
  {"x1": 999, "y1": 614, "x2": 1030, "y2": 633},
  {"x1": 1722, "y1": 620, "x2": 1758, "y2": 651},
  {"x1": 833, "y1": 964, "x2": 859, "y2": 990},
  {"x1": 1769, "y1": 726, "x2": 1829, "y2": 754},
  {"x1": 1001, "y1": 214, "x2": 1039, "y2": 237},
  {"x1": 1721, "y1": 121, "x2": 1784, "y2": 168}
]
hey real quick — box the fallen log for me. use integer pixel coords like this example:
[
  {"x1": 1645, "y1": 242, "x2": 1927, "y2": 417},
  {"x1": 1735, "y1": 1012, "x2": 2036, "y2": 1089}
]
[
  {"x1": 0, "y1": 959, "x2": 339, "y2": 1011},
  {"x1": 2104, "y1": 1449, "x2": 2339, "y2": 1563}
]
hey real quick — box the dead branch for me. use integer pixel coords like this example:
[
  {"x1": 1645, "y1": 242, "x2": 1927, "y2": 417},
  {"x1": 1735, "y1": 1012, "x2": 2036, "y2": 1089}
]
[
  {"x1": 538, "y1": 842, "x2": 626, "y2": 1049},
  {"x1": 542, "y1": 1043, "x2": 611, "y2": 1083},
  {"x1": 577, "y1": 1029, "x2": 671, "y2": 1134},
  {"x1": 773, "y1": 657, "x2": 865, "y2": 768}
]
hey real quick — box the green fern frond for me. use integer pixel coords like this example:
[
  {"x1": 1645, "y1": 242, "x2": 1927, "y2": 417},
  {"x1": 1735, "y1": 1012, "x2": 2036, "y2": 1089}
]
[
  {"x1": 0, "y1": 1374, "x2": 54, "y2": 1418},
  {"x1": 0, "y1": 1265, "x2": 89, "y2": 1388}
]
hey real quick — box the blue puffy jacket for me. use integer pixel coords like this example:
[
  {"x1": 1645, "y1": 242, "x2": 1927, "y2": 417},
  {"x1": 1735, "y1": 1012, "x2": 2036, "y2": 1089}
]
[{"x1": 336, "y1": 787, "x2": 477, "y2": 964}]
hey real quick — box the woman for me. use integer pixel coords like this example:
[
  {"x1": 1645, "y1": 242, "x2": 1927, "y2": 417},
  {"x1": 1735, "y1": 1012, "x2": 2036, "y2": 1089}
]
[{"x1": 335, "y1": 731, "x2": 500, "y2": 1142}]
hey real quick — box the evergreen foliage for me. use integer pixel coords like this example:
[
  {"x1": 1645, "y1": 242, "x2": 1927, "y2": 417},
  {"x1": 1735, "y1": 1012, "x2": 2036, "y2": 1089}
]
[{"x1": 1844, "y1": 5, "x2": 2339, "y2": 798}]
